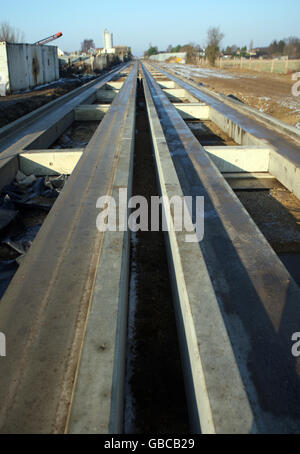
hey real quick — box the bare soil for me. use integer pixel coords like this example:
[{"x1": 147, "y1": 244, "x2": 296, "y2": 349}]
[{"x1": 236, "y1": 187, "x2": 300, "y2": 254}]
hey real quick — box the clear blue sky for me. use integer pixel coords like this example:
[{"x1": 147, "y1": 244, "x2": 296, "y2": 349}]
[{"x1": 1, "y1": 0, "x2": 299, "y2": 55}]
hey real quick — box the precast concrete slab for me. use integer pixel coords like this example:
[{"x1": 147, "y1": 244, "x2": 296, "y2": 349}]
[
  {"x1": 173, "y1": 103, "x2": 210, "y2": 120},
  {"x1": 19, "y1": 150, "x2": 83, "y2": 175},
  {"x1": 203, "y1": 146, "x2": 271, "y2": 173}
]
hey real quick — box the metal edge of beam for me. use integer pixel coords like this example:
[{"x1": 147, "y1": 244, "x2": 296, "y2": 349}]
[
  {"x1": 141, "y1": 63, "x2": 300, "y2": 434},
  {"x1": 0, "y1": 62, "x2": 138, "y2": 434}
]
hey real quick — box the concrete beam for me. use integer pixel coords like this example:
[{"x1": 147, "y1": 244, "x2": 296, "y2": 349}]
[
  {"x1": 223, "y1": 172, "x2": 274, "y2": 179},
  {"x1": 204, "y1": 146, "x2": 271, "y2": 173},
  {"x1": 105, "y1": 81, "x2": 123, "y2": 90},
  {"x1": 157, "y1": 80, "x2": 177, "y2": 89},
  {"x1": 67, "y1": 65, "x2": 137, "y2": 435},
  {"x1": 102, "y1": 84, "x2": 120, "y2": 92},
  {"x1": 163, "y1": 88, "x2": 199, "y2": 103},
  {"x1": 19, "y1": 150, "x2": 83, "y2": 176},
  {"x1": 269, "y1": 149, "x2": 300, "y2": 200},
  {"x1": 174, "y1": 103, "x2": 210, "y2": 120},
  {"x1": 210, "y1": 108, "x2": 265, "y2": 146},
  {"x1": 75, "y1": 105, "x2": 110, "y2": 121}
]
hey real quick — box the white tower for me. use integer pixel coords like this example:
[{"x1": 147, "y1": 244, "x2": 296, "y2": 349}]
[{"x1": 103, "y1": 29, "x2": 113, "y2": 50}]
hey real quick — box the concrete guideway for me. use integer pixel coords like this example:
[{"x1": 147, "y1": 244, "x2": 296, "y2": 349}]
[
  {"x1": 142, "y1": 63, "x2": 300, "y2": 433},
  {"x1": 0, "y1": 59, "x2": 300, "y2": 434},
  {"x1": 0, "y1": 63, "x2": 138, "y2": 434}
]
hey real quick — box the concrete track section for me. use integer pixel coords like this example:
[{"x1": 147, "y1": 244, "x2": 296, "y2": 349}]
[
  {"x1": 142, "y1": 63, "x2": 300, "y2": 434},
  {"x1": 0, "y1": 63, "x2": 137, "y2": 434}
]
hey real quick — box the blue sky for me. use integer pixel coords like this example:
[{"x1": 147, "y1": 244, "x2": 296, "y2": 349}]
[{"x1": 1, "y1": 0, "x2": 299, "y2": 55}]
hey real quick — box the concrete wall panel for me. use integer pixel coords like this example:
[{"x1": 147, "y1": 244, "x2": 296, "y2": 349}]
[{"x1": 0, "y1": 42, "x2": 59, "y2": 95}]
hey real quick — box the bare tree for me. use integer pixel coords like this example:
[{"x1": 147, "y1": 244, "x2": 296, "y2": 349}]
[
  {"x1": 0, "y1": 22, "x2": 25, "y2": 43},
  {"x1": 205, "y1": 26, "x2": 224, "y2": 66}
]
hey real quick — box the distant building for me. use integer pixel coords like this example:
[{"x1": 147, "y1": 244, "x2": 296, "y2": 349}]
[
  {"x1": 103, "y1": 29, "x2": 113, "y2": 51},
  {"x1": 149, "y1": 52, "x2": 187, "y2": 64},
  {"x1": 97, "y1": 30, "x2": 131, "y2": 61}
]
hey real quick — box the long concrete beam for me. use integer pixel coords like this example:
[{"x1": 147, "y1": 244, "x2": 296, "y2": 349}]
[{"x1": 0, "y1": 63, "x2": 138, "y2": 434}]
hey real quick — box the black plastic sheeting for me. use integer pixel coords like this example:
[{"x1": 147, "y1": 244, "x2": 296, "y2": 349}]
[
  {"x1": 0, "y1": 260, "x2": 19, "y2": 300},
  {"x1": 0, "y1": 173, "x2": 67, "y2": 299}
]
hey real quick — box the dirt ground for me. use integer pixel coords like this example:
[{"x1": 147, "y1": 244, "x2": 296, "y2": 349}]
[
  {"x1": 236, "y1": 187, "x2": 300, "y2": 254},
  {"x1": 171, "y1": 64, "x2": 300, "y2": 128}
]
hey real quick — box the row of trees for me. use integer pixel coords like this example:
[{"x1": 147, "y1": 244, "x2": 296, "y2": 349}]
[
  {"x1": 267, "y1": 37, "x2": 300, "y2": 58},
  {"x1": 145, "y1": 29, "x2": 300, "y2": 67},
  {"x1": 224, "y1": 37, "x2": 300, "y2": 58},
  {"x1": 144, "y1": 27, "x2": 224, "y2": 66}
]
